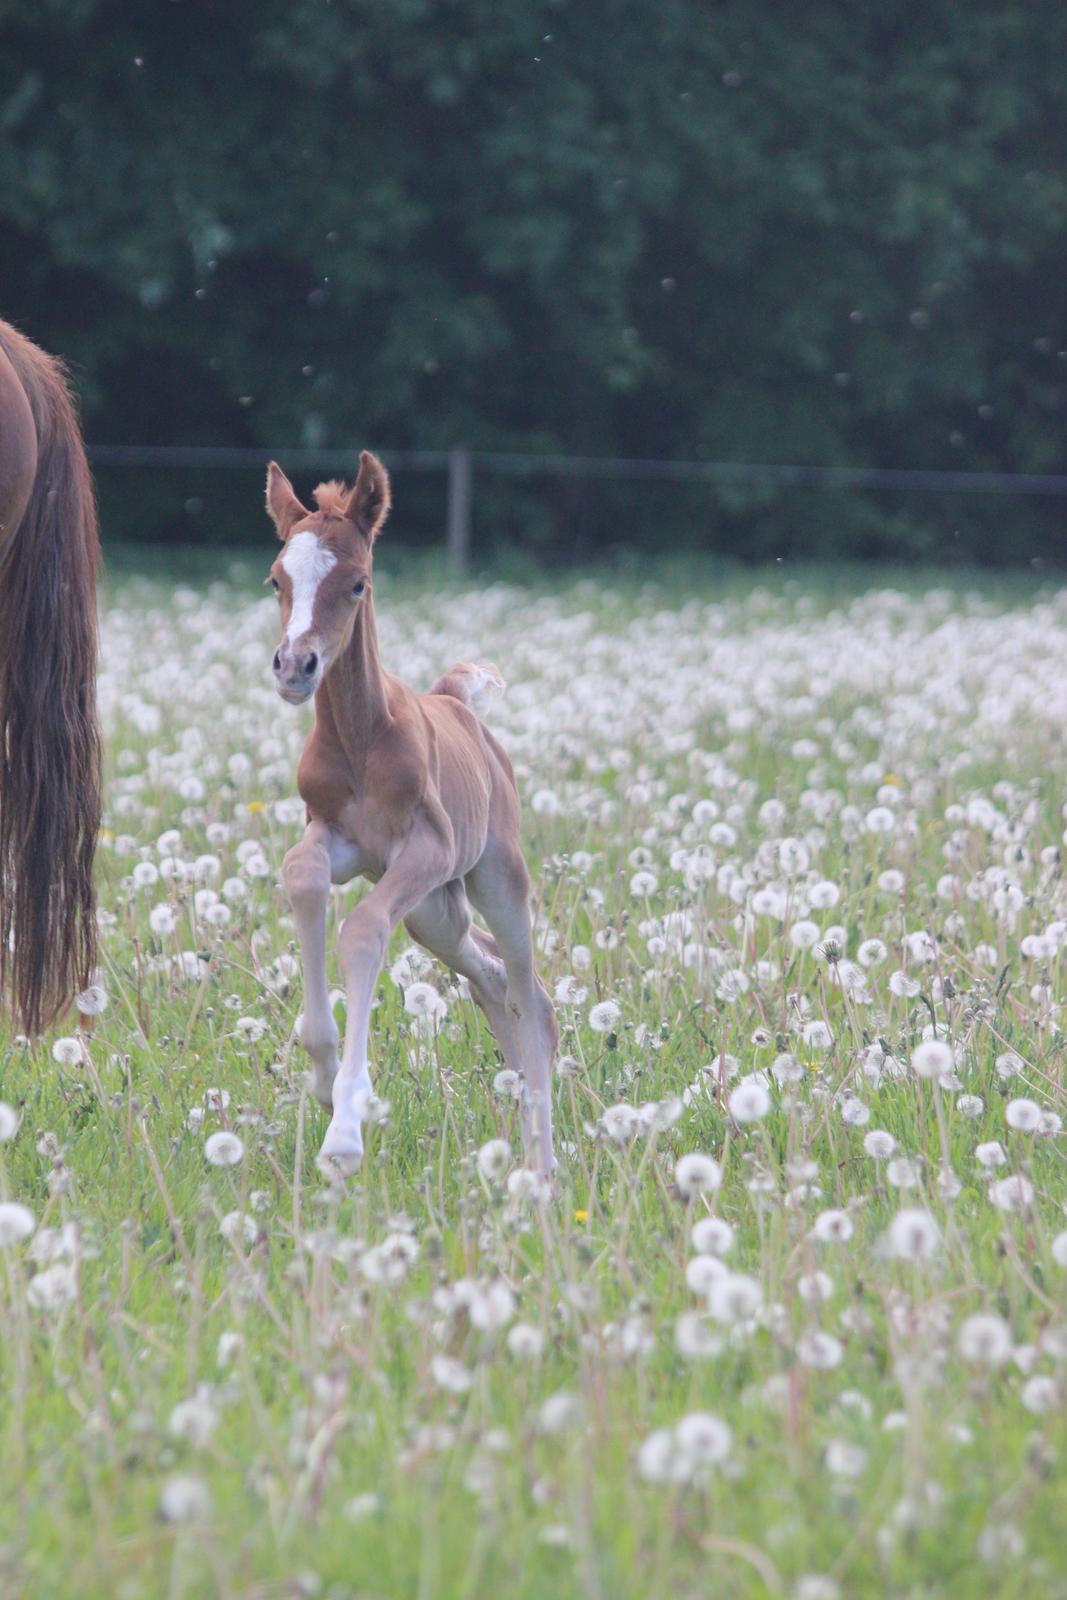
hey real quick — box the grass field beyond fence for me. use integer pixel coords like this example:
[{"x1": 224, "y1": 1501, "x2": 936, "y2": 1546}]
[{"x1": 2, "y1": 561, "x2": 1067, "y2": 1599}]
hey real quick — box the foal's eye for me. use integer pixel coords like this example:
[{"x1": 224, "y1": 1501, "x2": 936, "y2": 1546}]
[{"x1": 352, "y1": 580, "x2": 366, "y2": 597}]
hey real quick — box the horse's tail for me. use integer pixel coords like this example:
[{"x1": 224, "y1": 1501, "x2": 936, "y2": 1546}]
[
  {"x1": 429, "y1": 660, "x2": 506, "y2": 708},
  {"x1": 0, "y1": 322, "x2": 100, "y2": 1036}
]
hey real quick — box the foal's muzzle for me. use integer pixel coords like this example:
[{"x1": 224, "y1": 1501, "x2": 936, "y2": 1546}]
[{"x1": 273, "y1": 641, "x2": 321, "y2": 703}]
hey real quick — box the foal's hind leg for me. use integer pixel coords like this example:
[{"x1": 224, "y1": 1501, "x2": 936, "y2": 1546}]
[
  {"x1": 283, "y1": 824, "x2": 340, "y2": 1110},
  {"x1": 467, "y1": 847, "x2": 558, "y2": 1174},
  {"x1": 403, "y1": 882, "x2": 526, "y2": 1100}
]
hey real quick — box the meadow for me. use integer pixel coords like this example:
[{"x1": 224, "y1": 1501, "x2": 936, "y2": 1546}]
[{"x1": 2, "y1": 557, "x2": 1067, "y2": 1599}]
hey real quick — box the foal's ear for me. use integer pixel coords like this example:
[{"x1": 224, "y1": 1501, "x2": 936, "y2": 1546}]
[
  {"x1": 265, "y1": 461, "x2": 310, "y2": 540},
  {"x1": 344, "y1": 450, "x2": 391, "y2": 540}
]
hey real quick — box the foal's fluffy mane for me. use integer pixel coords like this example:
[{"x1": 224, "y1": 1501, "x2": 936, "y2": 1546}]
[{"x1": 312, "y1": 480, "x2": 351, "y2": 517}]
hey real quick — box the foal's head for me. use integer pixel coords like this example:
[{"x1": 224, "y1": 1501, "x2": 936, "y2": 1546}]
[{"x1": 265, "y1": 451, "x2": 391, "y2": 703}]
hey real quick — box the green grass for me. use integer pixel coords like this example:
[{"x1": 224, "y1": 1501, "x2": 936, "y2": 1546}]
[{"x1": 2, "y1": 558, "x2": 1067, "y2": 1599}]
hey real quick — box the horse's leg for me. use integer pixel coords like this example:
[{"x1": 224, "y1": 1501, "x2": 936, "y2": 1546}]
[
  {"x1": 403, "y1": 880, "x2": 528, "y2": 1093},
  {"x1": 467, "y1": 845, "x2": 558, "y2": 1175},
  {"x1": 321, "y1": 830, "x2": 450, "y2": 1175},
  {"x1": 283, "y1": 823, "x2": 339, "y2": 1110}
]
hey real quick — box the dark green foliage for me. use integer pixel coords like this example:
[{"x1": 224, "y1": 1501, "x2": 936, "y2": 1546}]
[{"x1": 2, "y1": 0, "x2": 1067, "y2": 561}]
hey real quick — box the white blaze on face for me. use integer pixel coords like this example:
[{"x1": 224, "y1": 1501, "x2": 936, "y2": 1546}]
[{"x1": 282, "y1": 532, "x2": 337, "y2": 644}]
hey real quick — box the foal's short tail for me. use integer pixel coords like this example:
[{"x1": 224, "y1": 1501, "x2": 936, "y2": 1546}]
[
  {"x1": 0, "y1": 324, "x2": 100, "y2": 1035},
  {"x1": 430, "y1": 660, "x2": 506, "y2": 708}
]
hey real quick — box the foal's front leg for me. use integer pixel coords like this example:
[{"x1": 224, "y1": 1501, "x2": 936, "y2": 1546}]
[
  {"x1": 320, "y1": 831, "x2": 450, "y2": 1175},
  {"x1": 283, "y1": 824, "x2": 340, "y2": 1110}
]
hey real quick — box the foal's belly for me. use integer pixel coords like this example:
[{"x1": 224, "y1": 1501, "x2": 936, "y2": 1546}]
[{"x1": 325, "y1": 828, "x2": 374, "y2": 884}]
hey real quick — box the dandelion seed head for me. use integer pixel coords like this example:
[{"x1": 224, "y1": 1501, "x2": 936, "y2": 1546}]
[{"x1": 204, "y1": 1131, "x2": 244, "y2": 1167}]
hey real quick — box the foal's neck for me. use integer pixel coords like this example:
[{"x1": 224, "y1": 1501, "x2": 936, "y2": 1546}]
[{"x1": 316, "y1": 593, "x2": 390, "y2": 763}]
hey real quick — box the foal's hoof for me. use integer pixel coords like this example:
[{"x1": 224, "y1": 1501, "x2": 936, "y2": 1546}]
[
  {"x1": 317, "y1": 1148, "x2": 363, "y2": 1181},
  {"x1": 318, "y1": 1121, "x2": 364, "y2": 1180}
]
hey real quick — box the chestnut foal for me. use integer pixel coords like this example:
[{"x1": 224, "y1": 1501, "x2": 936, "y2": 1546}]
[{"x1": 266, "y1": 453, "x2": 558, "y2": 1177}]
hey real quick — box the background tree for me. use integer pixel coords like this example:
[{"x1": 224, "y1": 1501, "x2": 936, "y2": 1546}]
[{"x1": 2, "y1": 0, "x2": 1066, "y2": 560}]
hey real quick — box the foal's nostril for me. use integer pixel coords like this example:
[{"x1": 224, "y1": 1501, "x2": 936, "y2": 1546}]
[
  {"x1": 305, "y1": 651, "x2": 318, "y2": 676},
  {"x1": 272, "y1": 650, "x2": 281, "y2": 673}
]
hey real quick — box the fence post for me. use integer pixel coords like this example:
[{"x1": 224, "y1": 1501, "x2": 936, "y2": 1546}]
[{"x1": 446, "y1": 445, "x2": 472, "y2": 573}]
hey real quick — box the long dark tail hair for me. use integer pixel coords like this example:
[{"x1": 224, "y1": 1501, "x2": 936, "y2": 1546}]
[{"x1": 0, "y1": 321, "x2": 100, "y2": 1035}]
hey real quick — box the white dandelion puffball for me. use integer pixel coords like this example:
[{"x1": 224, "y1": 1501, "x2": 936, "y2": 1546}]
[
  {"x1": 204, "y1": 1131, "x2": 244, "y2": 1168},
  {"x1": 75, "y1": 984, "x2": 109, "y2": 1016},
  {"x1": 0, "y1": 1202, "x2": 35, "y2": 1246},
  {"x1": 691, "y1": 1216, "x2": 734, "y2": 1256},
  {"x1": 493, "y1": 1068, "x2": 523, "y2": 1101},
  {"x1": 168, "y1": 1396, "x2": 219, "y2": 1447},
  {"x1": 476, "y1": 1139, "x2": 511, "y2": 1181},
  {"x1": 217, "y1": 1331, "x2": 243, "y2": 1367},
  {"x1": 794, "y1": 1578, "x2": 840, "y2": 1600},
  {"x1": 27, "y1": 1263, "x2": 77, "y2": 1310},
  {"x1": 958, "y1": 1313, "x2": 1013, "y2": 1366},
  {"x1": 149, "y1": 903, "x2": 178, "y2": 936},
  {"x1": 507, "y1": 1323, "x2": 545, "y2": 1360},
  {"x1": 802, "y1": 1020, "x2": 833, "y2": 1051},
  {"x1": 636, "y1": 1429, "x2": 686, "y2": 1485},
  {"x1": 0, "y1": 1103, "x2": 18, "y2": 1143},
  {"x1": 600, "y1": 1103, "x2": 640, "y2": 1143},
  {"x1": 1020, "y1": 1375, "x2": 1059, "y2": 1415},
  {"x1": 588, "y1": 999, "x2": 621, "y2": 1034},
  {"x1": 1051, "y1": 1232, "x2": 1067, "y2": 1267},
  {"x1": 886, "y1": 1157, "x2": 921, "y2": 1190},
  {"x1": 813, "y1": 1209, "x2": 854, "y2": 1244},
  {"x1": 825, "y1": 1440, "x2": 867, "y2": 1478},
  {"x1": 51, "y1": 1037, "x2": 82, "y2": 1067},
  {"x1": 728, "y1": 1078, "x2": 771, "y2": 1124},
  {"x1": 431, "y1": 1354, "x2": 472, "y2": 1394},
  {"x1": 911, "y1": 1040, "x2": 954, "y2": 1079},
  {"x1": 469, "y1": 1280, "x2": 516, "y2": 1332},
  {"x1": 887, "y1": 1208, "x2": 940, "y2": 1261},
  {"x1": 789, "y1": 920, "x2": 821, "y2": 951},
  {"x1": 795, "y1": 1330, "x2": 843, "y2": 1370},
  {"x1": 1005, "y1": 1098, "x2": 1043, "y2": 1133},
  {"x1": 675, "y1": 1312, "x2": 724, "y2": 1360},
  {"x1": 778, "y1": 838, "x2": 810, "y2": 875},
  {"x1": 707, "y1": 1271, "x2": 763, "y2": 1325},
  {"x1": 404, "y1": 980, "x2": 446, "y2": 1019},
  {"x1": 538, "y1": 1392, "x2": 581, "y2": 1434},
  {"x1": 685, "y1": 1255, "x2": 729, "y2": 1296},
  {"x1": 675, "y1": 1410, "x2": 732, "y2": 1465},
  {"x1": 989, "y1": 1175, "x2": 1034, "y2": 1213},
  {"x1": 506, "y1": 1167, "x2": 546, "y2": 1202},
  {"x1": 159, "y1": 1475, "x2": 212, "y2": 1523},
  {"x1": 675, "y1": 1153, "x2": 722, "y2": 1199}
]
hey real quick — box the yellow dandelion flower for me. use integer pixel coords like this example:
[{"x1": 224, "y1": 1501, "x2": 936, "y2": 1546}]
[{"x1": 247, "y1": 801, "x2": 266, "y2": 815}]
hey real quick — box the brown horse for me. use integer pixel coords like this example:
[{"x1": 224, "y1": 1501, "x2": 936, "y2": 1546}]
[
  {"x1": 0, "y1": 320, "x2": 100, "y2": 1035},
  {"x1": 266, "y1": 453, "x2": 558, "y2": 1176}
]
